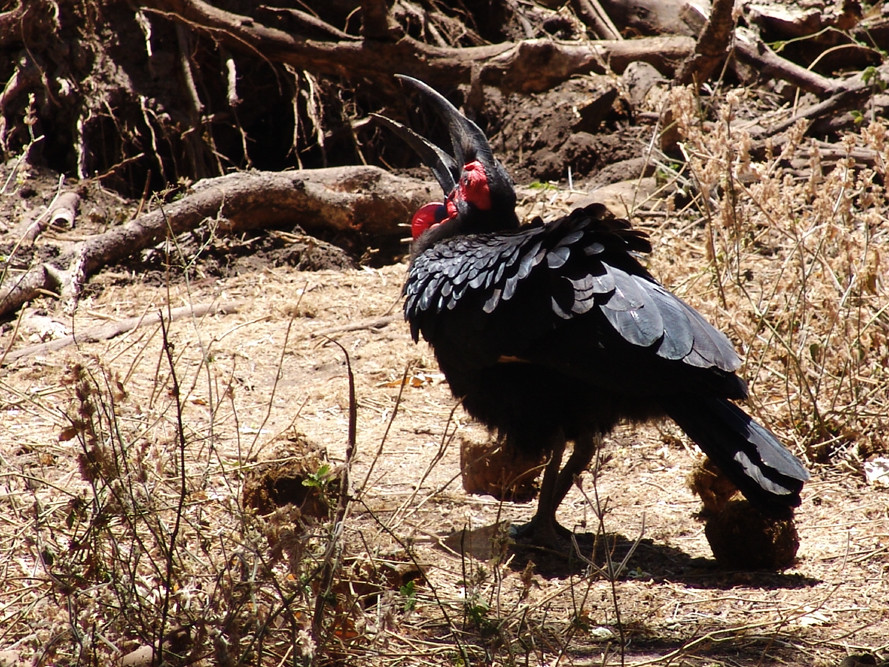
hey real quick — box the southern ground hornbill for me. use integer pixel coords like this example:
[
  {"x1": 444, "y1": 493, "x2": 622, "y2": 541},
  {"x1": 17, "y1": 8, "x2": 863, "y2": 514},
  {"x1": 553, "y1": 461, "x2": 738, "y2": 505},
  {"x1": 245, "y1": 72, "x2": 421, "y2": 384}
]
[{"x1": 380, "y1": 76, "x2": 809, "y2": 547}]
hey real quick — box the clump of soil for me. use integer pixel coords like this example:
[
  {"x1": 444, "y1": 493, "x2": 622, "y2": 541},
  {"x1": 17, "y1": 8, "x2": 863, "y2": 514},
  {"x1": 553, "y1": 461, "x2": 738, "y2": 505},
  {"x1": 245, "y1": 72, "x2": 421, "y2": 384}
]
[
  {"x1": 689, "y1": 458, "x2": 801, "y2": 570},
  {"x1": 688, "y1": 456, "x2": 741, "y2": 515},
  {"x1": 460, "y1": 435, "x2": 546, "y2": 503},
  {"x1": 488, "y1": 78, "x2": 646, "y2": 183},
  {"x1": 243, "y1": 434, "x2": 341, "y2": 518},
  {"x1": 704, "y1": 500, "x2": 801, "y2": 571}
]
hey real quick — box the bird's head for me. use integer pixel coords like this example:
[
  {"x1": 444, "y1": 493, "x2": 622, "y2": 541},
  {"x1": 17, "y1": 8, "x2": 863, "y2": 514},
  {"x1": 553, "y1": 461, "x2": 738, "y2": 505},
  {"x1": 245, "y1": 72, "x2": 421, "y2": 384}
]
[{"x1": 375, "y1": 76, "x2": 518, "y2": 254}]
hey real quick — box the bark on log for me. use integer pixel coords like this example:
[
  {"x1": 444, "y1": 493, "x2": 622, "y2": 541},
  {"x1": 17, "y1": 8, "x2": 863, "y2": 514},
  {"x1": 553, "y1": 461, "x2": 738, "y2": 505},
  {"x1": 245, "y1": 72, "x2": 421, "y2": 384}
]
[{"x1": 476, "y1": 35, "x2": 694, "y2": 92}]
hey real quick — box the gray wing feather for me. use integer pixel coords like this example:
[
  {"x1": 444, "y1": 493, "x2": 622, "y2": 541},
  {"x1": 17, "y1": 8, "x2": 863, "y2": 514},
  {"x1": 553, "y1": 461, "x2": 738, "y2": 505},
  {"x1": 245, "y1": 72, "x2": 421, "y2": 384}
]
[
  {"x1": 648, "y1": 286, "x2": 694, "y2": 360},
  {"x1": 604, "y1": 267, "x2": 646, "y2": 311},
  {"x1": 601, "y1": 276, "x2": 664, "y2": 348}
]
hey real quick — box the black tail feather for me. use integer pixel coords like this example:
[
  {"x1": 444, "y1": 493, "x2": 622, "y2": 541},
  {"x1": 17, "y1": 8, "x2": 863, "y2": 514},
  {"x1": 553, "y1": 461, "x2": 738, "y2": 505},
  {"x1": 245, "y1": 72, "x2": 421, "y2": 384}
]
[{"x1": 662, "y1": 396, "x2": 809, "y2": 514}]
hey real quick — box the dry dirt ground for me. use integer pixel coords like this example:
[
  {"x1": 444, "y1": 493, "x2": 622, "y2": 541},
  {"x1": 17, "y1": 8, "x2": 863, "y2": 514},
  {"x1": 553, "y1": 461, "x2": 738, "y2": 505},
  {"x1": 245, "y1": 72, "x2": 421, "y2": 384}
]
[{"x1": 1, "y1": 163, "x2": 888, "y2": 664}]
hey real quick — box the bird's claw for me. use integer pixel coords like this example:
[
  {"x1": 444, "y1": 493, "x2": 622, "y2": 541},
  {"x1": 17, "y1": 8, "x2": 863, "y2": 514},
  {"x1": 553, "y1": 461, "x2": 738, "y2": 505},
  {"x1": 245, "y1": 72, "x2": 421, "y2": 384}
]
[{"x1": 510, "y1": 518, "x2": 572, "y2": 546}]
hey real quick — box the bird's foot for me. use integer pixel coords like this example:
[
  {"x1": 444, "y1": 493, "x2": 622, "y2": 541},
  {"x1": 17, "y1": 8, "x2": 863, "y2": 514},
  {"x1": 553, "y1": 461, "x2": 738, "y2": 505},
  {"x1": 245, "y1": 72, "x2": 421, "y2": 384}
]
[{"x1": 510, "y1": 517, "x2": 572, "y2": 547}]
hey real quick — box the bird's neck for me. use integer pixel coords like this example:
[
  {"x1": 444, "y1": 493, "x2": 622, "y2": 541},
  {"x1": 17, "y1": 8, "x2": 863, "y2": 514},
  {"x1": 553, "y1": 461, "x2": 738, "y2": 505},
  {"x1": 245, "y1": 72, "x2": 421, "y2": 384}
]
[{"x1": 411, "y1": 205, "x2": 519, "y2": 258}]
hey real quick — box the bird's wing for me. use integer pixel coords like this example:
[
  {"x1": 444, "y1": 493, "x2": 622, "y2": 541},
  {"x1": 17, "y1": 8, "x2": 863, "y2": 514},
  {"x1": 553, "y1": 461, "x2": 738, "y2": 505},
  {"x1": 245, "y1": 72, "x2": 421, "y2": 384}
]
[{"x1": 405, "y1": 204, "x2": 742, "y2": 376}]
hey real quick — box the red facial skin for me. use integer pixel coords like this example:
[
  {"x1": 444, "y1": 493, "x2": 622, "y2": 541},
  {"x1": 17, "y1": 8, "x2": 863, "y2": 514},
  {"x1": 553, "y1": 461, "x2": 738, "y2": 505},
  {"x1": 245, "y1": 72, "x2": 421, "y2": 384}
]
[
  {"x1": 411, "y1": 161, "x2": 491, "y2": 239},
  {"x1": 459, "y1": 161, "x2": 491, "y2": 211}
]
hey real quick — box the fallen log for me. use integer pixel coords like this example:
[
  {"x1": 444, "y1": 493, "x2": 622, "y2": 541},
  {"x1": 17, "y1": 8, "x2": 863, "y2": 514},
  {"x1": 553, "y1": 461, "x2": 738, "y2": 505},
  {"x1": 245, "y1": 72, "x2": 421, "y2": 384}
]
[{"x1": 0, "y1": 166, "x2": 436, "y2": 319}]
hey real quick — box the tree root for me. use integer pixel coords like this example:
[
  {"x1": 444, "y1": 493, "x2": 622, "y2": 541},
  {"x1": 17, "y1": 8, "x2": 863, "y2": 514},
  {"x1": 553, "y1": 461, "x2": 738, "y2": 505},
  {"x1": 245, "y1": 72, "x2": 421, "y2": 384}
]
[{"x1": 140, "y1": 0, "x2": 694, "y2": 93}]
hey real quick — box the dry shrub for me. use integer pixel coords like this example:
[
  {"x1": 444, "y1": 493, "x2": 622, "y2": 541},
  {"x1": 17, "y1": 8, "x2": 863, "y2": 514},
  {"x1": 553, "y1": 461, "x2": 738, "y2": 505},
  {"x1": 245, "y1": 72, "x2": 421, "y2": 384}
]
[
  {"x1": 0, "y1": 353, "x2": 396, "y2": 665},
  {"x1": 666, "y1": 86, "x2": 888, "y2": 464}
]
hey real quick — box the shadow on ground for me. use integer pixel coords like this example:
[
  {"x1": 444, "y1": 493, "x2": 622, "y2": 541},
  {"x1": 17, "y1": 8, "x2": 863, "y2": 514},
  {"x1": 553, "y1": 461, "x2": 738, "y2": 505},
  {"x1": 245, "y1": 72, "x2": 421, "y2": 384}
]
[{"x1": 443, "y1": 522, "x2": 821, "y2": 589}]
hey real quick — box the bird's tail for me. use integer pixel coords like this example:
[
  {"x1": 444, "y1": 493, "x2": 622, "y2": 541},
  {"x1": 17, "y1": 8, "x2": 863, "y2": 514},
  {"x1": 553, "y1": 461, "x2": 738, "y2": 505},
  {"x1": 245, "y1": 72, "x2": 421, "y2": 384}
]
[{"x1": 661, "y1": 396, "x2": 809, "y2": 514}]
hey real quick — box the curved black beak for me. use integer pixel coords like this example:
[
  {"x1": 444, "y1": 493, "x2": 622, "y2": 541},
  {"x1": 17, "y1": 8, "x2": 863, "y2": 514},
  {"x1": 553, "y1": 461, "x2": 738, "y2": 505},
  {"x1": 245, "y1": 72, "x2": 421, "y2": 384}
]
[
  {"x1": 394, "y1": 75, "x2": 496, "y2": 171},
  {"x1": 371, "y1": 113, "x2": 458, "y2": 196},
  {"x1": 376, "y1": 75, "x2": 518, "y2": 233},
  {"x1": 373, "y1": 75, "x2": 501, "y2": 198}
]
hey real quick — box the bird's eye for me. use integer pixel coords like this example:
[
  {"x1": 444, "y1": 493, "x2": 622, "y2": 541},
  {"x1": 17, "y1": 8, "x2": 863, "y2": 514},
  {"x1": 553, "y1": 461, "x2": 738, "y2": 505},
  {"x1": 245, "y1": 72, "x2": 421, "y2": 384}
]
[{"x1": 459, "y1": 161, "x2": 492, "y2": 210}]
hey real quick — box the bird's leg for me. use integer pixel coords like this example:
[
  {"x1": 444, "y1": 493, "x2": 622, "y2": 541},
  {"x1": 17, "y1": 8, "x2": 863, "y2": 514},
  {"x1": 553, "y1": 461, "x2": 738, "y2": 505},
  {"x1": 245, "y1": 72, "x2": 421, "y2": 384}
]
[
  {"x1": 512, "y1": 431, "x2": 569, "y2": 544},
  {"x1": 512, "y1": 431, "x2": 599, "y2": 545},
  {"x1": 550, "y1": 431, "x2": 599, "y2": 513}
]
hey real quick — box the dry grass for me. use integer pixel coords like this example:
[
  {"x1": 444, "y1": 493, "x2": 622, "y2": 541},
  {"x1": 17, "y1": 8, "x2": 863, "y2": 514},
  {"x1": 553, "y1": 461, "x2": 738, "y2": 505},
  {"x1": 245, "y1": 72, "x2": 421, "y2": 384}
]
[{"x1": 658, "y1": 87, "x2": 888, "y2": 466}]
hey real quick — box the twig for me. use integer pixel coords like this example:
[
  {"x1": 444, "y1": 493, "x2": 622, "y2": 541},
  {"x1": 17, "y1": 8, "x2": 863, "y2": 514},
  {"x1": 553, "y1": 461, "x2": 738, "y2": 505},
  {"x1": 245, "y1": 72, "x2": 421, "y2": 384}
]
[
  {"x1": 358, "y1": 363, "x2": 411, "y2": 496},
  {"x1": 246, "y1": 314, "x2": 296, "y2": 460},
  {"x1": 358, "y1": 498, "x2": 472, "y2": 665},
  {"x1": 155, "y1": 313, "x2": 189, "y2": 666},
  {"x1": 311, "y1": 314, "x2": 397, "y2": 337},
  {"x1": 751, "y1": 80, "x2": 876, "y2": 140},
  {"x1": 260, "y1": 6, "x2": 359, "y2": 41},
  {"x1": 311, "y1": 338, "x2": 357, "y2": 645},
  {"x1": 1, "y1": 301, "x2": 242, "y2": 364},
  {"x1": 389, "y1": 402, "x2": 461, "y2": 531},
  {"x1": 570, "y1": 0, "x2": 622, "y2": 41}
]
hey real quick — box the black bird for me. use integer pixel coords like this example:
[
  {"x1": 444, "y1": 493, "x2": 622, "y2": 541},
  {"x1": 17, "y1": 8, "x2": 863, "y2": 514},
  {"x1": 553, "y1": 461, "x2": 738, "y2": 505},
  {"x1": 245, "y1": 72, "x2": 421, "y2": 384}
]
[{"x1": 381, "y1": 76, "x2": 809, "y2": 545}]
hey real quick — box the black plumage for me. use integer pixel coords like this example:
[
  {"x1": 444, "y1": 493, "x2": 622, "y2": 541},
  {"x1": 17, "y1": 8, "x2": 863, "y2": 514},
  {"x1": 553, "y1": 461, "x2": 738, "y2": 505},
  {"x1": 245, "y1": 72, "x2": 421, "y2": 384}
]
[{"x1": 386, "y1": 76, "x2": 809, "y2": 545}]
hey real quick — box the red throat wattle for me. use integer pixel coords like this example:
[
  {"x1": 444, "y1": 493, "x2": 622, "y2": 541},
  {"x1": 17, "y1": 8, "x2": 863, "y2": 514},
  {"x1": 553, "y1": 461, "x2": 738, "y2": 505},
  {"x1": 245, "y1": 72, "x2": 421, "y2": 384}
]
[{"x1": 411, "y1": 202, "x2": 446, "y2": 239}]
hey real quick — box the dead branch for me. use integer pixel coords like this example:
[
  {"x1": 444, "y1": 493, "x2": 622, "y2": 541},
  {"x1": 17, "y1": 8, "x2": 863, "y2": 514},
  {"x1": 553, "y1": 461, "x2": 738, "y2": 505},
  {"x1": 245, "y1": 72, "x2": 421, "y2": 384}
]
[
  {"x1": 48, "y1": 192, "x2": 80, "y2": 230},
  {"x1": 1, "y1": 301, "x2": 242, "y2": 365},
  {"x1": 13, "y1": 184, "x2": 79, "y2": 243},
  {"x1": 0, "y1": 167, "x2": 436, "y2": 319},
  {"x1": 750, "y1": 66, "x2": 889, "y2": 142},
  {"x1": 661, "y1": 0, "x2": 736, "y2": 154},
  {"x1": 732, "y1": 27, "x2": 835, "y2": 97},
  {"x1": 477, "y1": 35, "x2": 694, "y2": 92},
  {"x1": 257, "y1": 6, "x2": 359, "y2": 41},
  {"x1": 675, "y1": 0, "x2": 735, "y2": 86},
  {"x1": 0, "y1": 267, "x2": 63, "y2": 321},
  {"x1": 723, "y1": 26, "x2": 889, "y2": 141},
  {"x1": 138, "y1": 0, "x2": 694, "y2": 93}
]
